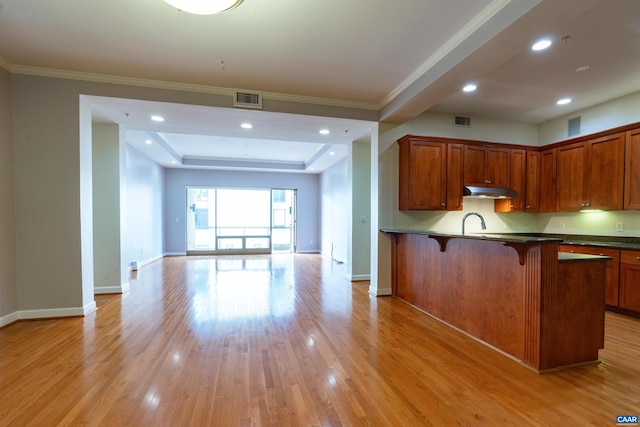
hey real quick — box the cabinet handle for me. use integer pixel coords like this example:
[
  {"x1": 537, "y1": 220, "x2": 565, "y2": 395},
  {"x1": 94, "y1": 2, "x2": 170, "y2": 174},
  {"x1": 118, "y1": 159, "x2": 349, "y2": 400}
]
[
  {"x1": 441, "y1": 202, "x2": 445, "y2": 207},
  {"x1": 526, "y1": 205, "x2": 530, "y2": 208},
  {"x1": 636, "y1": 256, "x2": 640, "y2": 260}
]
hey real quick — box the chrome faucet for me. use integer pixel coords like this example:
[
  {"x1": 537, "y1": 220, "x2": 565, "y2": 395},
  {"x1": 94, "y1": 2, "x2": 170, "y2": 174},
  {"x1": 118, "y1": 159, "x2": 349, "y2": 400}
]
[{"x1": 462, "y1": 212, "x2": 487, "y2": 235}]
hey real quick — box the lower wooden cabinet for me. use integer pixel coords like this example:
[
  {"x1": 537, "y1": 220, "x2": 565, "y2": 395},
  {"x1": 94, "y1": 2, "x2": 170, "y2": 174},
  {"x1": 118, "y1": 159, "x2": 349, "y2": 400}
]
[
  {"x1": 620, "y1": 250, "x2": 640, "y2": 311},
  {"x1": 558, "y1": 245, "x2": 620, "y2": 307}
]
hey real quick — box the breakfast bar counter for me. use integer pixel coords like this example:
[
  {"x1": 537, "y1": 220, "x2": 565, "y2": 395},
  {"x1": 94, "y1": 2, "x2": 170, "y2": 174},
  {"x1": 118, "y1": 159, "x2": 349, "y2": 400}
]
[{"x1": 382, "y1": 230, "x2": 609, "y2": 372}]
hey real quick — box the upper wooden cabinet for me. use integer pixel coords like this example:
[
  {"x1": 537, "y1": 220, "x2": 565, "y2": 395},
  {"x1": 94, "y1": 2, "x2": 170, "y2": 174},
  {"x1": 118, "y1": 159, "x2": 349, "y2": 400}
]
[
  {"x1": 463, "y1": 145, "x2": 510, "y2": 188},
  {"x1": 494, "y1": 149, "x2": 526, "y2": 213},
  {"x1": 556, "y1": 133, "x2": 624, "y2": 211},
  {"x1": 625, "y1": 128, "x2": 640, "y2": 209},
  {"x1": 398, "y1": 137, "x2": 463, "y2": 211},
  {"x1": 538, "y1": 148, "x2": 557, "y2": 213},
  {"x1": 525, "y1": 151, "x2": 540, "y2": 212}
]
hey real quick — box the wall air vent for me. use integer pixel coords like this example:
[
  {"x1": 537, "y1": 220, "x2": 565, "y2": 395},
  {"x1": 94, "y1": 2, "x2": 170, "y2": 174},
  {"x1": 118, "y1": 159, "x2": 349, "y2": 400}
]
[
  {"x1": 233, "y1": 90, "x2": 263, "y2": 109},
  {"x1": 568, "y1": 116, "x2": 581, "y2": 137},
  {"x1": 454, "y1": 115, "x2": 471, "y2": 127}
]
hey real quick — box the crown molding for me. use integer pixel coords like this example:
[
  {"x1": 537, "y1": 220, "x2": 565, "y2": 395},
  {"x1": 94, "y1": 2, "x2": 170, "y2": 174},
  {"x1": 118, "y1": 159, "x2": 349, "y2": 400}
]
[
  {"x1": 10, "y1": 64, "x2": 378, "y2": 112},
  {"x1": 379, "y1": 0, "x2": 512, "y2": 108}
]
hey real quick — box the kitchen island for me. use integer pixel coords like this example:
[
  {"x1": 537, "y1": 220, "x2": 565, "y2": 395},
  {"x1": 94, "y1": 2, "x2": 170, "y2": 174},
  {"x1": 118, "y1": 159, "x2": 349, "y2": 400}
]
[{"x1": 382, "y1": 230, "x2": 609, "y2": 372}]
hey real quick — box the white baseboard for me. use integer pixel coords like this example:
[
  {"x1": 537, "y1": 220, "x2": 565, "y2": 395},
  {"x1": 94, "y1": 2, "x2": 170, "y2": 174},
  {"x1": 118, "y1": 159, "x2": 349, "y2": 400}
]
[
  {"x1": 296, "y1": 249, "x2": 321, "y2": 254},
  {"x1": 348, "y1": 274, "x2": 370, "y2": 282},
  {"x1": 94, "y1": 282, "x2": 130, "y2": 294},
  {"x1": 369, "y1": 285, "x2": 392, "y2": 296},
  {"x1": 0, "y1": 311, "x2": 19, "y2": 328},
  {"x1": 164, "y1": 252, "x2": 186, "y2": 257},
  {"x1": 15, "y1": 300, "x2": 97, "y2": 321}
]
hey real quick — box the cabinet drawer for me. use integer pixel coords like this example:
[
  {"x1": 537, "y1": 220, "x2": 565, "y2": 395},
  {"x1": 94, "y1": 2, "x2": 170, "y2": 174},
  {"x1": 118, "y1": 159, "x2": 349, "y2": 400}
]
[
  {"x1": 621, "y1": 250, "x2": 640, "y2": 265},
  {"x1": 559, "y1": 245, "x2": 620, "y2": 262}
]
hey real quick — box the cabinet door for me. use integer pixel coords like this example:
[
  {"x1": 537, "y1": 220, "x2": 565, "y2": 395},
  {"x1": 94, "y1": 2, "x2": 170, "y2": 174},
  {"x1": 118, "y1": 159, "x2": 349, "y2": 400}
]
[
  {"x1": 625, "y1": 128, "x2": 640, "y2": 209},
  {"x1": 539, "y1": 148, "x2": 556, "y2": 212},
  {"x1": 525, "y1": 151, "x2": 540, "y2": 212},
  {"x1": 398, "y1": 140, "x2": 446, "y2": 210},
  {"x1": 559, "y1": 245, "x2": 620, "y2": 307},
  {"x1": 486, "y1": 147, "x2": 511, "y2": 188},
  {"x1": 557, "y1": 142, "x2": 589, "y2": 211},
  {"x1": 494, "y1": 149, "x2": 525, "y2": 212},
  {"x1": 620, "y1": 251, "x2": 640, "y2": 312},
  {"x1": 589, "y1": 132, "x2": 624, "y2": 210},
  {"x1": 463, "y1": 145, "x2": 487, "y2": 186},
  {"x1": 446, "y1": 144, "x2": 464, "y2": 210}
]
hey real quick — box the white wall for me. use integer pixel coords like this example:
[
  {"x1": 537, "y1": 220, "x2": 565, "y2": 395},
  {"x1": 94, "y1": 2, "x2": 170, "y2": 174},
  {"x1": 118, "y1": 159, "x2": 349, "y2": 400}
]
[
  {"x1": 539, "y1": 90, "x2": 640, "y2": 145},
  {"x1": 125, "y1": 145, "x2": 165, "y2": 265},
  {"x1": 320, "y1": 158, "x2": 348, "y2": 262},
  {"x1": 164, "y1": 168, "x2": 320, "y2": 254},
  {"x1": 0, "y1": 67, "x2": 17, "y2": 324}
]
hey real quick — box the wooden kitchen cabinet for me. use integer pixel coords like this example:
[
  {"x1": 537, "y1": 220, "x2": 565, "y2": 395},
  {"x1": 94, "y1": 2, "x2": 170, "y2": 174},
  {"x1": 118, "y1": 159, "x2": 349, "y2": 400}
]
[
  {"x1": 538, "y1": 148, "x2": 556, "y2": 212},
  {"x1": 398, "y1": 138, "x2": 447, "y2": 210},
  {"x1": 624, "y1": 127, "x2": 640, "y2": 209},
  {"x1": 556, "y1": 133, "x2": 624, "y2": 211},
  {"x1": 398, "y1": 137, "x2": 463, "y2": 210},
  {"x1": 494, "y1": 149, "x2": 526, "y2": 212},
  {"x1": 620, "y1": 250, "x2": 640, "y2": 312},
  {"x1": 525, "y1": 150, "x2": 540, "y2": 211},
  {"x1": 464, "y1": 145, "x2": 510, "y2": 188},
  {"x1": 556, "y1": 141, "x2": 589, "y2": 211},
  {"x1": 559, "y1": 245, "x2": 620, "y2": 307},
  {"x1": 446, "y1": 143, "x2": 464, "y2": 211}
]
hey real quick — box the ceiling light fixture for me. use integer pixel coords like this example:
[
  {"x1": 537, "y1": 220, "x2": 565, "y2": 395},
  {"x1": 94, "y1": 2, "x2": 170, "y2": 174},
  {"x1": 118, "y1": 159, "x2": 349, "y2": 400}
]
[
  {"x1": 241, "y1": 123, "x2": 253, "y2": 129},
  {"x1": 151, "y1": 115, "x2": 165, "y2": 122},
  {"x1": 319, "y1": 129, "x2": 330, "y2": 135},
  {"x1": 531, "y1": 39, "x2": 552, "y2": 51},
  {"x1": 462, "y1": 84, "x2": 477, "y2": 92},
  {"x1": 163, "y1": 0, "x2": 243, "y2": 15},
  {"x1": 557, "y1": 98, "x2": 572, "y2": 105},
  {"x1": 575, "y1": 65, "x2": 590, "y2": 72},
  {"x1": 145, "y1": 139, "x2": 152, "y2": 145}
]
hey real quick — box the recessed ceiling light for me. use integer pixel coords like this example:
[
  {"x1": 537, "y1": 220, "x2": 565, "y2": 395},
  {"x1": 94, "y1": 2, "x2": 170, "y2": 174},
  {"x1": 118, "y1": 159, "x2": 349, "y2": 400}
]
[
  {"x1": 575, "y1": 65, "x2": 590, "y2": 72},
  {"x1": 557, "y1": 98, "x2": 572, "y2": 105},
  {"x1": 531, "y1": 39, "x2": 552, "y2": 51},
  {"x1": 329, "y1": 151, "x2": 335, "y2": 156},
  {"x1": 462, "y1": 84, "x2": 477, "y2": 92},
  {"x1": 319, "y1": 129, "x2": 330, "y2": 135},
  {"x1": 171, "y1": 161, "x2": 177, "y2": 164},
  {"x1": 241, "y1": 123, "x2": 253, "y2": 129},
  {"x1": 145, "y1": 139, "x2": 152, "y2": 145},
  {"x1": 151, "y1": 115, "x2": 165, "y2": 122}
]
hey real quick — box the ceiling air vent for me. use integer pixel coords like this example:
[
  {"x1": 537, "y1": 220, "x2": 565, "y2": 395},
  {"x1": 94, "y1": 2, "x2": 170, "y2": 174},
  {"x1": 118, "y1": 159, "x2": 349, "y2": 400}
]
[
  {"x1": 454, "y1": 115, "x2": 471, "y2": 127},
  {"x1": 233, "y1": 90, "x2": 263, "y2": 109}
]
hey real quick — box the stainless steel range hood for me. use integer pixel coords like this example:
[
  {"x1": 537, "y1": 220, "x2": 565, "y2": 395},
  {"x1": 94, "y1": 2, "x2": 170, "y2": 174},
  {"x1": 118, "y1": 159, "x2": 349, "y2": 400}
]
[{"x1": 463, "y1": 186, "x2": 519, "y2": 199}]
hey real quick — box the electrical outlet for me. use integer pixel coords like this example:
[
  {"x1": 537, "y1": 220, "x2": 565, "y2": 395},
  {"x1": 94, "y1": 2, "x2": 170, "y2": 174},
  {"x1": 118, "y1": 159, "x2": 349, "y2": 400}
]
[
  {"x1": 616, "y1": 223, "x2": 624, "y2": 232},
  {"x1": 560, "y1": 222, "x2": 566, "y2": 230}
]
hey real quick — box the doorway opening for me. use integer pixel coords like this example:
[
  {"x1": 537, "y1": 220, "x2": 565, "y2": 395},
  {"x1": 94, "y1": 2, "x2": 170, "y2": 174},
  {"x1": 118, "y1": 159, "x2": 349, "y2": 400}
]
[{"x1": 186, "y1": 187, "x2": 296, "y2": 255}]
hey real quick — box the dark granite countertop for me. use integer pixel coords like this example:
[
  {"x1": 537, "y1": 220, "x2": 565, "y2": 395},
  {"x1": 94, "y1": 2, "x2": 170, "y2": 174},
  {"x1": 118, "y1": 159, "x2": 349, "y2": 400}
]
[
  {"x1": 501, "y1": 233, "x2": 640, "y2": 251},
  {"x1": 380, "y1": 229, "x2": 563, "y2": 244},
  {"x1": 380, "y1": 230, "x2": 640, "y2": 250}
]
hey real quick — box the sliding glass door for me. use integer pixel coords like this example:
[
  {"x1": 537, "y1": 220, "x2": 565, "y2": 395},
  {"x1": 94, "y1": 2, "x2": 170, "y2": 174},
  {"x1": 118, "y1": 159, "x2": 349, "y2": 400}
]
[{"x1": 186, "y1": 187, "x2": 296, "y2": 254}]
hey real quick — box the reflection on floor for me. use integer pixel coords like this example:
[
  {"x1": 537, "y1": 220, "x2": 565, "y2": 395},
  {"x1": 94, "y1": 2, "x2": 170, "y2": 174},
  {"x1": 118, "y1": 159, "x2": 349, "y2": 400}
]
[{"x1": 0, "y1": 254, "x2": 638, "y2": 426}]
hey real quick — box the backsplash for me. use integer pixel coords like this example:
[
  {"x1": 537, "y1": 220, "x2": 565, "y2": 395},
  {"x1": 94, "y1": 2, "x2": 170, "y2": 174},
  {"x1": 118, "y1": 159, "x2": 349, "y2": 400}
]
[{"x1": 396, "y1": 198, "x2": 640, "y2": 237}]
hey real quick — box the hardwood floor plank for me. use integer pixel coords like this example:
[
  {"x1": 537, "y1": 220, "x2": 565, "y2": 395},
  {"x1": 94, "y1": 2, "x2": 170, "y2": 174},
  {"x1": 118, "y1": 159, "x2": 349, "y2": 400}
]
[{"x1": 0, "y1": 254, "x2": 639, "y2": 426}]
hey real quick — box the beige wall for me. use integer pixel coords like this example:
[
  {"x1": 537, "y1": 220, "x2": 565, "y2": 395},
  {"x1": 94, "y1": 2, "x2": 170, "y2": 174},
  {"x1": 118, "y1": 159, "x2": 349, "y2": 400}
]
[
  {"x1": 0, "y1": 67, "x2": 17, "y2": 323},
  {"x1": 8, "y1": 72, "x2": 377, "y2": 317}
]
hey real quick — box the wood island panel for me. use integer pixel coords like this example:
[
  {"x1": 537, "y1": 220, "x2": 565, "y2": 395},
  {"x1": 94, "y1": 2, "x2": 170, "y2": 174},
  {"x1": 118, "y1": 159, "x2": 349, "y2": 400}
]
[{"x1": 388, "y1": 232, "x2": 606, "y2": 372}]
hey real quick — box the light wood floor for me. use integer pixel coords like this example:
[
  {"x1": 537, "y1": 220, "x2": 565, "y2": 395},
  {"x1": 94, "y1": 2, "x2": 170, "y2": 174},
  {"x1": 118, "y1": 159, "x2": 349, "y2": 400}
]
[{"x1": 1, "y1": 254, "x2": 639, "y2": 426}]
